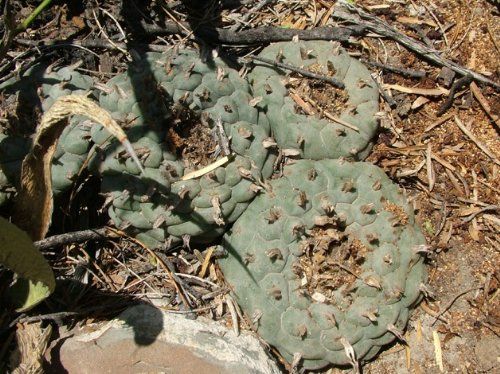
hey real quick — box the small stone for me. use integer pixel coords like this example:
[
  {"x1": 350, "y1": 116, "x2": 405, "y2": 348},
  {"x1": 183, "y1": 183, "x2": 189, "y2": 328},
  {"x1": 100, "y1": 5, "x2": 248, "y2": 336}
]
[{"x1": 474, "y1": 334, "x2": 499, "y2": 372}]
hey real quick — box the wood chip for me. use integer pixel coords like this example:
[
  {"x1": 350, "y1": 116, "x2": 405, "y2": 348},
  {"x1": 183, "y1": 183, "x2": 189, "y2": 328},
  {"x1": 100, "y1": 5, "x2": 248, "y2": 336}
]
[
  {"x1": 289, "y1": 89, "x2": 316, "y2": 114},
  {"x1": 198, "y1": 246, "x2": 214, "y2": 278},
  {"x1": 411, "y1": 96, "x2": 430, "y2": 109},
  {"x1": 397, "y1": 16, "x2": 437, "y2": 28},
  {"x1": 384, "y1": 84, "x2": 449, "y2": 96},
  {"x1": 366, "y1": 4, "x2": 391, "y2": 10}
]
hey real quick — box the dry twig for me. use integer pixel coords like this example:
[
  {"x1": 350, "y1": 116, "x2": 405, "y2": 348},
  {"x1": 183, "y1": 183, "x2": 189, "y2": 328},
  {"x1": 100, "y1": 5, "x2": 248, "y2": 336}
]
[{"x1": 454, "y1": 116, "x2": 500, "y2": 166}]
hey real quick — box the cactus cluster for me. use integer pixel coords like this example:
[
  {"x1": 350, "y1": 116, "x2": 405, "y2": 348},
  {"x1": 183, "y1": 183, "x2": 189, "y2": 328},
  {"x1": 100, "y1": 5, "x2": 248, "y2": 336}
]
[{"x1": 0, "y1": 41, "x2": 426, "y2": 369}]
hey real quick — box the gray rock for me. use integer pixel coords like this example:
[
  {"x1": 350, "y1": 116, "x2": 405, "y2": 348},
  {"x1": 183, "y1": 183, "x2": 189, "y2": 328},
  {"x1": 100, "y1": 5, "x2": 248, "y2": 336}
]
[{"x1": 48, "y1": 304, "x2": 282, "y2": 374}]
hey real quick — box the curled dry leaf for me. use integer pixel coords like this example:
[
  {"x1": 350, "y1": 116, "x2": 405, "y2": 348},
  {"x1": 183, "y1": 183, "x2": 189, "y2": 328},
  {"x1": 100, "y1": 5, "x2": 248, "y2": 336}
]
[{"x1": 13, "y1": 95, "x2": 143, "y2": 241}]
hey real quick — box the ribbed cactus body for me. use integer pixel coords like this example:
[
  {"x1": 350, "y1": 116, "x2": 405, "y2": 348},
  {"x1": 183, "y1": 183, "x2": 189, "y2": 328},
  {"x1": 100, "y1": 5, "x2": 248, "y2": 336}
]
[
  {"x1": 93, "y1": 50, "x2": 276, "y2": 246},
  {"x1": 250, "y1": 41, "x2": 379, "y2": 161},
  {"x1": 0, "y1": 66, "x2": 95, "y2": 201},
  {"x1": 219, "y1": 159, "x2": 426, "y2": 369}
]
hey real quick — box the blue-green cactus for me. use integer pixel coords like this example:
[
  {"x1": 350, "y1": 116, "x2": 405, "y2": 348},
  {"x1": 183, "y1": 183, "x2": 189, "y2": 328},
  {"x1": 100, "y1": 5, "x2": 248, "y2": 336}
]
[
  {"x1": 0, "y1": 65, "x2": 95, "y2": 201},
  {"x1": 0, "y1": 42, "x2": 426, "y2": 370},
  {"x1": 91, "y1": 50, "x2": 276, "y2": 246},
  {"x1": 219, "y1": 159, "x2": 426, "y2": 369},
  {"x1": 249, "y1": 40, "x2": 379, "y2": 160}
]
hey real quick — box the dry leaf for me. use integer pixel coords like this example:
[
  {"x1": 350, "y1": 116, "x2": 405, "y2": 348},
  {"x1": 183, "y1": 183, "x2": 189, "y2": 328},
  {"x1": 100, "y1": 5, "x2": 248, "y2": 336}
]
[
  {"x1": 13, "y1": 95, "x2": 143, "y2": 241},
  {"x1": 468, "y1": 223, "x2": 480, "y2": 241},
  {"x1": 457, "y1": 207, "x2": 482, "y2": 217}
]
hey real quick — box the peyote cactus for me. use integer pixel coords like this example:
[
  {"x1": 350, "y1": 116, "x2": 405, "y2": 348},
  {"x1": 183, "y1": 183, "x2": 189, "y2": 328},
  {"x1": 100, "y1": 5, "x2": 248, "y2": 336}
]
[
  {"x1": 250, "y1": 40, "x2": 379, "y2": 160},
  {"x1": 0, "y1": 65, "x2": 95, "y2": 201},
  {"x1": 90, "y1": 50, "x2": 276, "y2": 246},
  {"x1": 219, "y1": 159, "x2": 426, "y2": 369},
  {"x1": 0, "y1": 41, "x2": 427, "y2": 369}
]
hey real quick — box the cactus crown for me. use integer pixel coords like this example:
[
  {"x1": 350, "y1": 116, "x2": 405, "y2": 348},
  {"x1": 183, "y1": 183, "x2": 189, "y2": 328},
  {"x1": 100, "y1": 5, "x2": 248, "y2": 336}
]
[{"x1": 219, "y1": 159, "x2": 426, "y2": 369}]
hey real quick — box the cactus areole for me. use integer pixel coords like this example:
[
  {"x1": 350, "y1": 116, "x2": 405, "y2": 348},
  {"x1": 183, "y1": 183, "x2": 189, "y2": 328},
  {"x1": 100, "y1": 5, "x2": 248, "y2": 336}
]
[{"x1": 0, "y1": 42, "x2": 427, "y2": 369}]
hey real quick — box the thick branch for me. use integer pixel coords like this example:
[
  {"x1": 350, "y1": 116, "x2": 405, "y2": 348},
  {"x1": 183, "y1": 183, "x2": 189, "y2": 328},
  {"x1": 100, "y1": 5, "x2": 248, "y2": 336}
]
[
  {"x1": 34, "y1": 228, "x2": 117, "y2": 250},
  {"x1": 140, "y1": 21, "x2": 362, "y2": 44}
]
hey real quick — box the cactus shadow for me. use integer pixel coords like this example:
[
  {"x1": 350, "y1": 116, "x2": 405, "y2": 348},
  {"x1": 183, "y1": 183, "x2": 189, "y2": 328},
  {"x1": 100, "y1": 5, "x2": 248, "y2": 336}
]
[
  {"x1": 44, "y1": 282, "x2": 163, "y2": 372},
  {"x1": 100, "y1": 1, "x2": 257, "y2": 282}
]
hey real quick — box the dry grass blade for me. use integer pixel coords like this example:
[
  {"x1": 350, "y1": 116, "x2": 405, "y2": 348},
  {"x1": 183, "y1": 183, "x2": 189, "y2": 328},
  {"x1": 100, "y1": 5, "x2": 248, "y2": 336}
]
[
  {"x1": 426, "y1": 143, "x2": 435, "y2": 191},
  {"x1": 470, "y1": 82, "x2": 499, "y2": 128},
  {"x1": 432, "y1": 330, "x2": 444, "y2": 372},
  {"x1": 13, "y1": 95, "x2": 143, "y2": 241},
  {"x1": 454, "y1": 116, "x2": 500, "y2": 166},
  {"x1": 225, "y1": 294, "x2": 240, "y2": 336},
  {"x1": 181, "y1": 155, "x2": 232, "y2": 180},
  {"x1": 424, "y1": 112, "x2": 454, "y2": 132}
]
